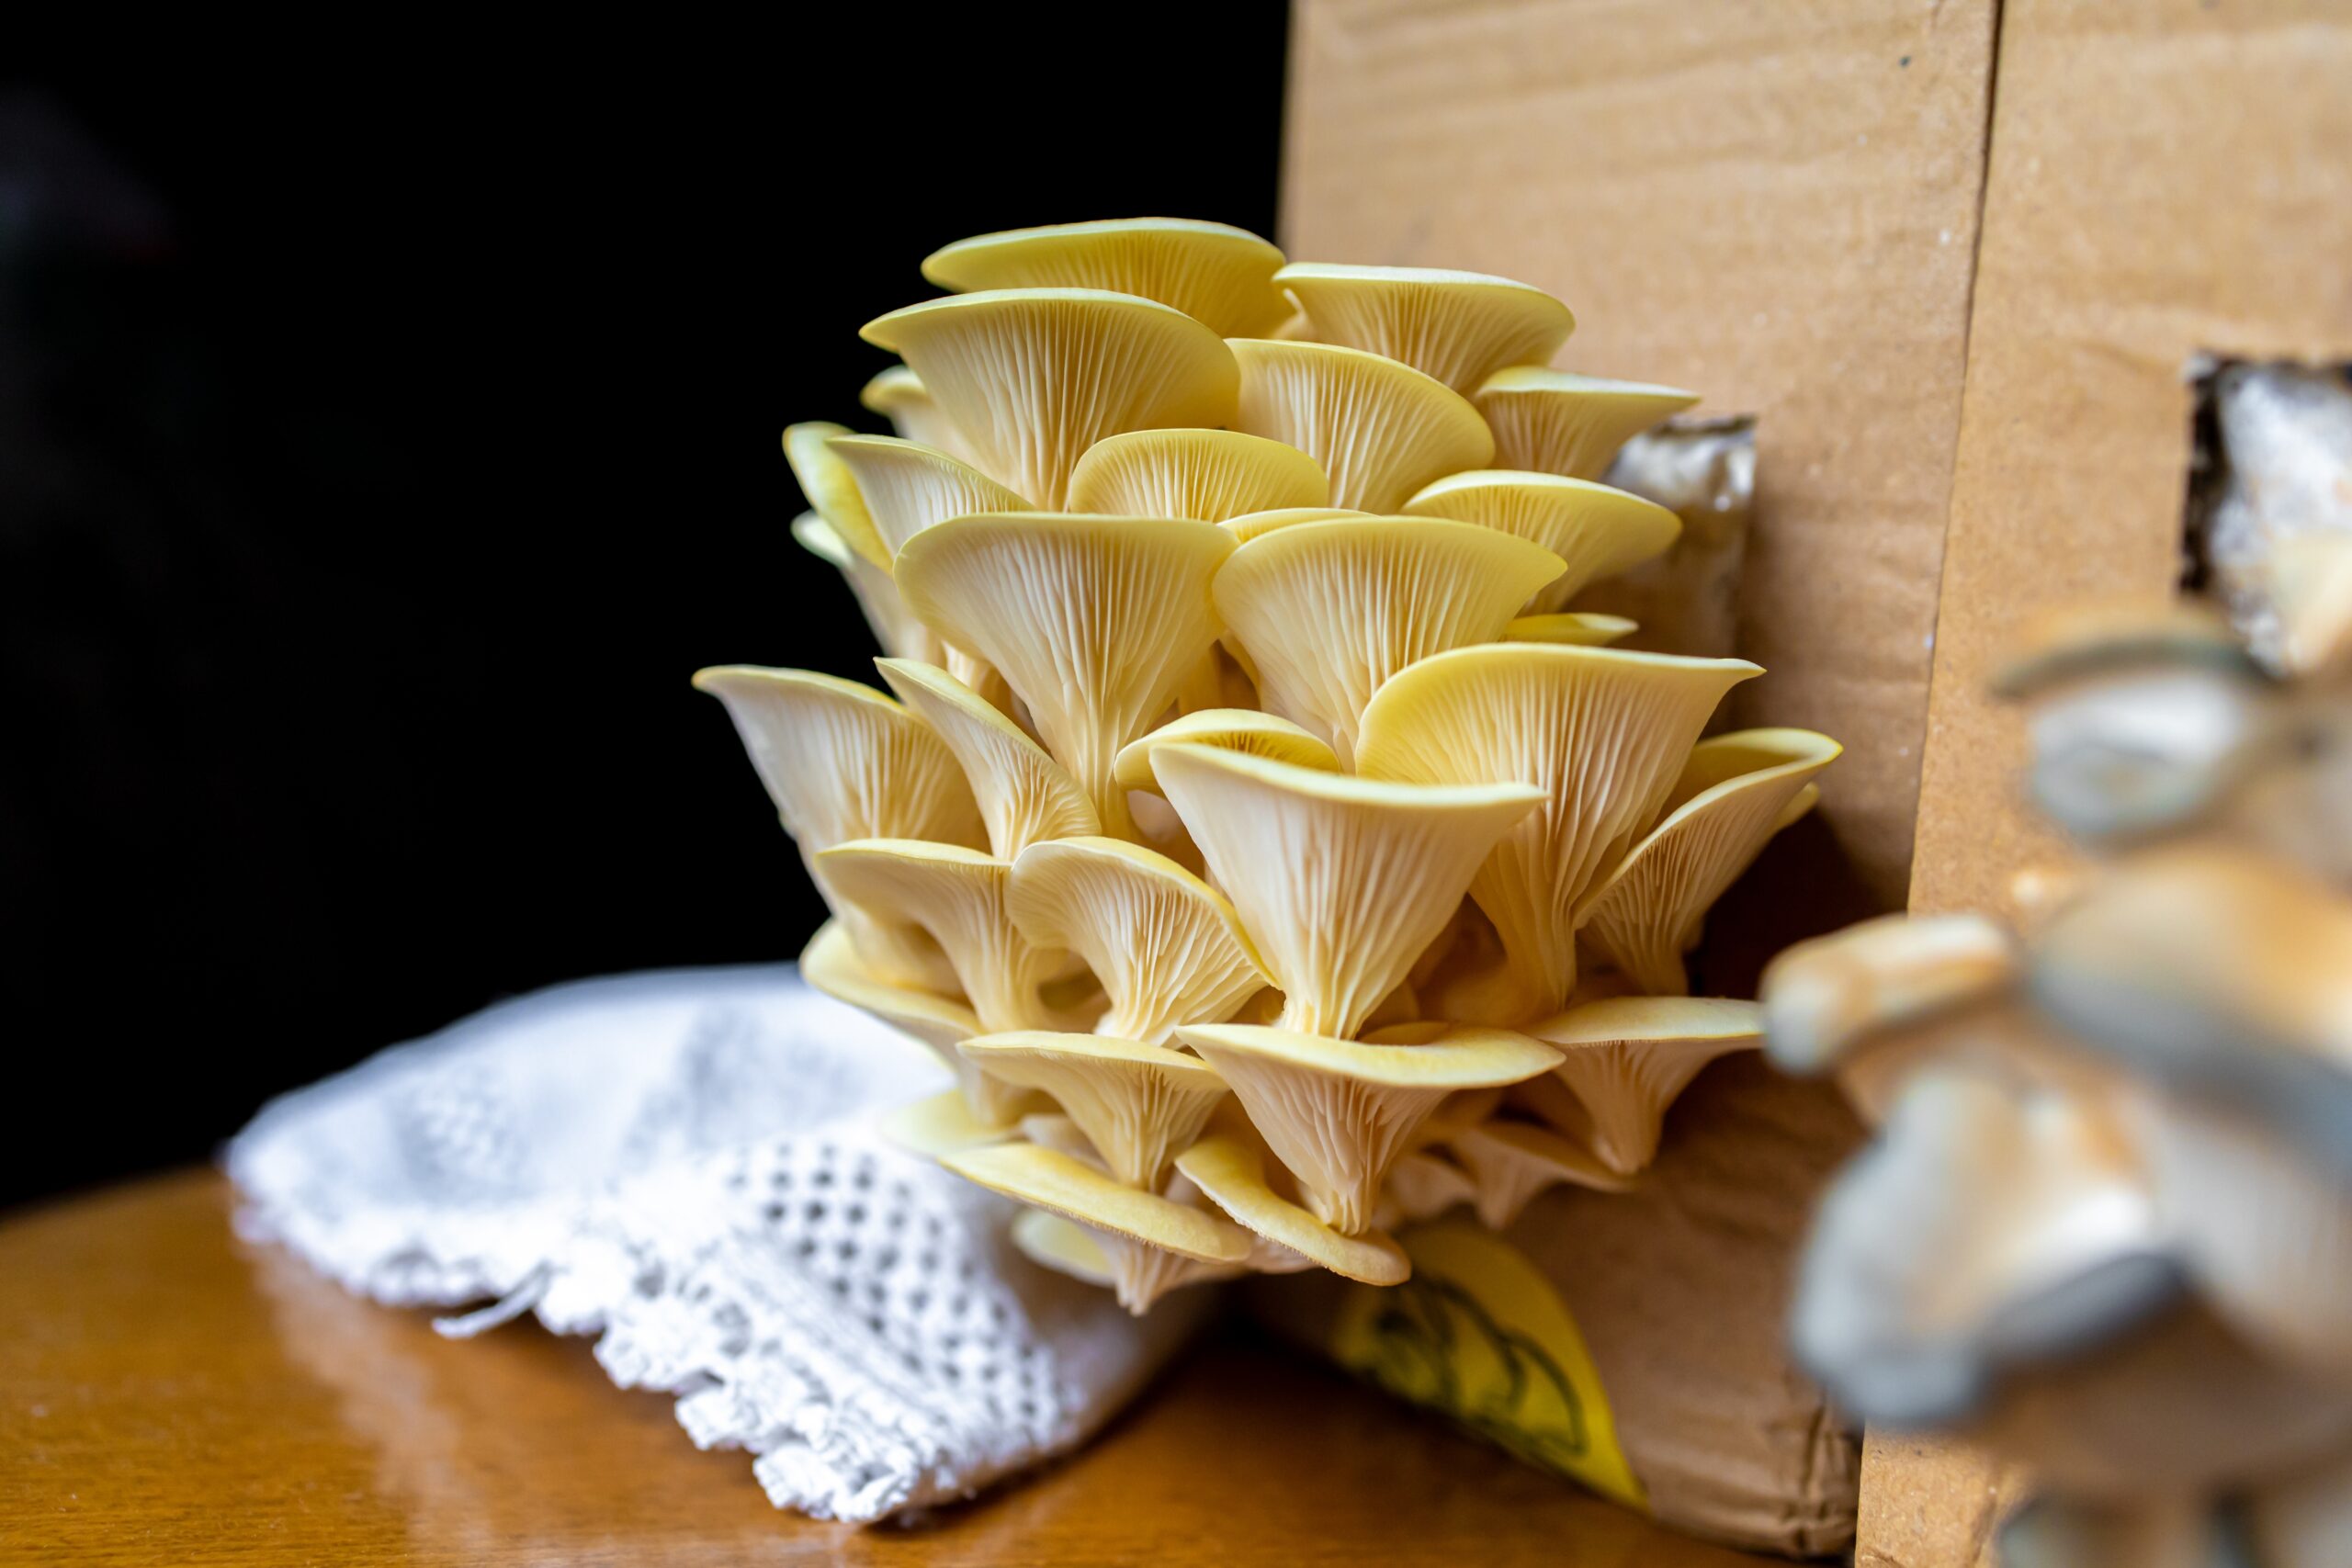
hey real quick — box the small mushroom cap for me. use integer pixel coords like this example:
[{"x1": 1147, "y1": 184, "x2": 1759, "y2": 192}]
[
  {"x1": 1760, "y1": 911, "x2": 2019, "y2": 1077},
  {"x1": 1227, "y1": 339, "x2": 1496, "y2": 512},
  {"x1": 1006, "y1": 837, "x2": 1272, "y2": 1045},
  {"x1": 1448, "y1": 1119, "x2": 1635, "y2": 1229},
  {"x1": 875, "y1": 657, "x2": 1098, "y2": 858},
  {"x1": 1992, "y1": 598, "x2": 2258, "y2": 697},
  {"x1": 825, "y1": 434, "x2": 1031, "y2": 560},
  {"x1": 1272, "y1": 262, "x2": 1575, "y2": 395},
  {"x1": 1154, "y1": 743, "x2": 1544, "y2": 1039},
  {"x1": 879, "y1": 1086, "x2": 1035, "y2": 1156},
  {"x1": 893, "y1": 513, "x2": 1237, "y2": 839},
  {"x1": 1176, "y1": 1132, "x2": 1411, "y2": 1285},
  {"x1": 860, "y1": 289, "x2": 1238, "y2": 507},
  {"x1": 1213, "y1": 515, "x2": 1566, "y2": 766},
  {"x1": 1110, "y1": 708, "x2": 1342, "y2": 795},
  {"x1": 1503, "y1": 613, "x2": 1639, "y2": 647},
  {"x1": 1403, "y1": 470, "x2": 1682, "y2": 613},
  {"x1": 1473, "y1": 367, "x2": 1700, "y2": 479},
  {"x1": 1065, "y1": 428, "x2": 1329, "y2": 522},
  {"x1": 1577, "y1": 728, "x2": 1842, "y2": 996},
  {"x1": 816, "y1": 839, "x2": 1070, "y2": 1035},
  {"x1": 1521, "y1": 996, "x2": 1765, "y2": 1175},
  {"x1": 957, "y1": 1031, "x2": 1231, "y2": 1190},
  {"x1": 783, "y1": 421, "x2": 890, "y2": 569},
  {"x1": 1219, "y1": 505, "x2": 1373, "y2": 545},
  {"x1": 920, "y1": 217, "x2": 1291, "y2": 338},
  {"x1": 1177, "y1": 1021, "x2": 1561, "y2": 1234},
  {"x1": 790, "y1": 508, "x2": 853, "y2": 570},
  {"x1": 1372, "y1": 1150, "x2": 1480, "y2": 1229},
  {"x1": 859, "y1": 364, "x2": 973, "y2": 458},
  {"x1": 943, "y1": 1140, "x2": 1256, "y2": 1267},
  {"x1": 1009, "y1": 1206, "x2": 1116, "y2": 1288},
  {"x1": 1356, "y1": 643, "x2": 1760, "y2": 1022}
]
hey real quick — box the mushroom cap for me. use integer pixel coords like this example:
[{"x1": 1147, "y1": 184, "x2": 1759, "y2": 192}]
[
  {"x1": 1372, "y1": 1149, "x2": 1480, "y2": 1229},
  {"x1": 1272, "y1": 262, "x2": 1575, "y2": 395},
  {"x1": 1577, "y1": 728, "x2": 1843, "y2": 996},
  {"x1": 1176, "y1": 1133, "x2": 1411, "y2": 1285},
  {"x1": 1227, "y1": 338, "x2": 1496, "y2": 512},
  {"x1": 859, "y1": 364, "x2": 973, "y2": 459},
  {"x1": 1356, "y1": 643, "x2": 1760, "y2": 1022},
  {"x1": 860, "y1": 289, "x2": 1238, "y2": 507},
  {"x1": 1065, "y1": 428, "x2": 1329, "y2": 522},
  {"x1": 1473, "y1": 368, "x2": 1699, "y2": 479},
  {"x1": 1213, "y1": 515, "x2": 1566, "y2": 766},
  {"x1": 1521, "y1": 996, "x2": 1765, "y2": 1175},
  {"x1": 1006, "y1": 837, "x2": 1272, "y2": 1046},
  {"x1": 824, "y1": 434, "x2": 1031, "y2": 560},
  {"x1": 1503, "y1": 613, "x2": 1639, "y2": 648},
  {"x1": 1402, "y1": 470, "x2": 1683, "y2": 613},
  {"x1": 816, "y1": 839, "x2": 1070, "y2": 1035},
  {"x1": 1110, "y1": 708, "x2": 1341, "y2": 796},
  {"x1": 1177, "y1": 1022, "x2": 1561, "y2": 1234},
  {"x1": 1009, "y1": 1206, "x2": 1116, "y2": 1287},
  {"x1": 1760, "y1": 910, "x2": 2021, "y2": 1078},
  {"x1": 791, "y1": 511, "x2": 948, "y2": 667},
  {"x1": 783, "y1": 421, "x2": 889, "y2": 569},
  {"x1": 920, "y1": 217, "x2": 1291, "y2": 338},
  {"x1": 958, "y1": 1031, "x2": 1231, "y2": 1190},
  {"x1": 893, "y1": 513, "x2": 1236, "y2": 838},
  {"x1": 1447, "y1": 1119, "x2": 1635, "y2": 1229},
  {"x1": 1154, "y1": 743, "x2": 1544, "y2": 1039},
  {"x1": 875, "y1": 657, "x2": 1099, "y2": 858},
  {"x1": 1992, "y1": 598, "x2": 2258, "y2": 698},
  {"x1": 1219, "y1": 505, "x2": 1374, "y2": 545}
]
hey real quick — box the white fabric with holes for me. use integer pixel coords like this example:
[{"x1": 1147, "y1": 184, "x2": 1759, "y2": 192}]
[{"x1": 227, "y1": 964, "x2": 1204, "y2": 1521}]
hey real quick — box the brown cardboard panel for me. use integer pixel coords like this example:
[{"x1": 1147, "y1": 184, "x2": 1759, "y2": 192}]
[
  {"x1": 1854, "y1": 1434, "x2": 2020, "y2": 1568},
  {"x1": 1285, "y1": 0, "x2": 1998, "y2": 912},
  {"x1": 1910, "y1": 0, "x2": 2352, "y2": 919}
]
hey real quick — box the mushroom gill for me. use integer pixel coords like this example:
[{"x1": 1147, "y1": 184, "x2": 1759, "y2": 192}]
[
  {"x1": 1227, "y1": 338, "x2": 1495, "y2": 512},
  {"x1": 1272, "y1": 262, "x2": 1575, "y2": 395}
]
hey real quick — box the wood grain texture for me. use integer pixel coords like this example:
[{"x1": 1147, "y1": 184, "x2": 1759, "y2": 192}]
[{"x1": 0, "y1": 1171, "x2": 1769, "y2": 1566}]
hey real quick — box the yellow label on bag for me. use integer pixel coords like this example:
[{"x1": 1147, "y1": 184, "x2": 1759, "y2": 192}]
[{"x1": 1327, "y1": 1220, "x2": 1646, "y2": 1511}]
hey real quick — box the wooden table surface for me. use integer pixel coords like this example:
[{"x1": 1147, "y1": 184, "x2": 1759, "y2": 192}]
[{"x1": 0, "y1": 1171, "x2": 1770, "y2": 1566}]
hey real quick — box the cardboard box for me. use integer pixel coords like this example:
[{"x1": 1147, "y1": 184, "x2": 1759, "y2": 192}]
[{"x1": 1285, "y1": 2, "x2": 2352, "y2": 1562}]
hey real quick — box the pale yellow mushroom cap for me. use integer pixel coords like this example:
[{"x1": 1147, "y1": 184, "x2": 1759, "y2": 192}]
[
  {"x1": 1154, "y1": 743, "x2": 1544, "y2": 1040},
  {"x1": 1227, "y1": 339, "x2": 1495, "y2": 513},
  {"x1": 816, "y1": 839, "x2": 1069, "y2": 1036},
  {"x1": 875, "y1": 657, "x2": 1098, "y2": 859},
  {"x1": 1006, "y1": 837, "x2": 1271, "y2": 1046},
  {"x1": 920, "y1": 217, "x2": 1291, "y2": 338},
  {"x1": 1760, "y1": 911, "x2": 2021, "y2": 1077},
  {"x1": 800, "y1": 919, "x2": 1038, "y2": 1131},
  {"x1": 1356, "y1": 643, "x2": 1759, "y2": 1022},
  {"x1": 1372, "y1": 1150, "x2": 1480, "y2": 1230},
  {"x1": 1176, "y1": 1132, "x2": 1411, "y2": 1285},
  {"x1": 1176, "y1": 1022, "x2": 1561, "y2": 1235},
  {"x1": 859, "y1": 364, "x2": 974, "y2": 460},
  {"x1": 1213, "y1": 516, "x2": 1566, "y2": 767},
  {"x1": 860, "y1": 288, "x2": 1238, "y2": 508},
  {"x1": 1402, "y1": 470, "x2": 1683, "y2": 613},
  {"x1": 1110, "y1": 708, "x2": 1341, "y2": 796},
  {"x1": 1273, "y1": 262, "x2": 1574, "y2": 395},
  {"x1": 1218, "y1": 506, "x2": 1374, "y2": 545},
  {"x1": 1522, "y1": 996, "x2": 1765, "y2": 1175},
  {"x1": 1009, "y1": 1206, "x2": 1115, "y2": 1288},
  {"x1": 893, "y1": 513, "x2": 1236, "y2": 840},
  {"x1": 824, "y1": 434, "x2": 1031, "y2": 562},
  {"x1": 1065, "y1": 428, "x2": 1329, "y2": 522},
  {"x1": 1577, "y1": 728, "x2": 1843, "y2": 996},
  {"x1": 1448, "y1": 1119, "x2": 1636, "y2": 1229},
  {"x1": 782, "y1": 421, "x2": 889, "y2": 570},
  {"x1": 1504, "y1": 613, "x2": 1639, "y2": 647},
  {"x1": 958, "y1": 1031, "x2": 1230, "y2": 1189},
  {"x1": 1474, "y1": 368, "x2": 1700, "y2": 480}
]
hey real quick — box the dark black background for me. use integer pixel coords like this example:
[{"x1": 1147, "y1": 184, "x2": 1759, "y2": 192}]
[{"x1": 3, "y1": 22, "x2": 1291, "y2": 1206}]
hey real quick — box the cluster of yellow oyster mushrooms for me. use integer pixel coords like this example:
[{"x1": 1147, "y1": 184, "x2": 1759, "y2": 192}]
[{"x1": 700, "y1": 218, "x2": 1839, "y2": 1314}]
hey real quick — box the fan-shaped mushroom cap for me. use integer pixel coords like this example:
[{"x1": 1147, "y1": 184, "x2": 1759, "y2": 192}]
[
  {"x1": 694, "y1": 666, "x2": 982, "y2": 991},
  {"x1": 958, "y1": 1031, "x2": 1230, "y2": 1189},
  {"x1": 1762, "y1": 911, "x2": 2021, "y2": 1081},
  {"x1": 860, "y1": 289, "x2": 1238, "y2": 508},
  {"x1": 1504, "y1": 613, "x2": 1639, "y2": 647},
  {"x1": 1110, "y1": 708, "x2": 1341, "y2": 796},
  {"x1": 1522, "y1": 997, "x2": 1764, "y2": 1175},
  {"x1": 1010, "y1": 1206, "x2": 1115, "y2": 1287},
  {"x1": 1065, "y1": 428, "x2": 1329, "y2": 522},
  {"x1": 893, "y1": 513, "x2": 1236, "y2": 839},
  {"x1": 920, "y1": 218, "x2": 1291, "y2": 339},
  {"x1": 1213, "y1": 517, "x2": 1566, "y2": 766},
  {"x1": 1154, "y1": 744, "x2": 1544, "y2": 1039},
  {"x1": 1006, "y1": 838, "x2": 1271, "y2": 1045},
  {"x1": 1175, "y1": 1022, "x2": 1560, "y2": 1234},
  {"x1": 1227, "y1": 339, "x2": 1495, "y2": 512},
  {"x1": 1577, "y1": 729, "x2": 1843, "y2": 996},
  {"x1": 1355, "y1": 644, "x2": 1759, "y2": 1022},
  {"x1": 1176, "y1": 1132, "x2": 1411, "y2": 1284},
  {"x1": 860, "y1": 364, "x2": 973, "y2": 459},
  {"x1": 782, "y1": 422, "x2": 889, "y2": 570},
  {"x1": 824, "y1": 434, "x2": 1031, "y2": 561},
  {"x1": 1474, "y1": 368, "x2": 1700, "y2": 479},
  {"x1": 1373, "y1": 1149, "x2": 1480, "y2": 1229},
  {"x1": 1448, "y1": 1119, "x2": 1634, "y2": 1229},
  {"x1": 875, "y1": 658, "x2": 1097, "y2": 858},
  {"x1": 816, "y1": 840, "x2": 1069, "y2": 1036},
  {"x1": 1273, "y1": 263, "x2": 1575, "y2": 395},
  {"x1": 1402, "y1": 470, "x2": 1683, "y2": 613},
  {"x1": 943, "y1": 1140, "x2": 1255, "y2": 1315},
  {"x1": 1219, "y1": 506, "x2": 1372, "y2": 545}
]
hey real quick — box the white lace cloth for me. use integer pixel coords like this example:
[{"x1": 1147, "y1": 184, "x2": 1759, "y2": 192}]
[{"x1": 227, "y1": 964, "x2": 1204, "y2": 1522}]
